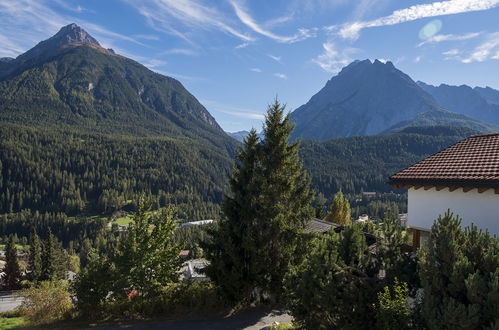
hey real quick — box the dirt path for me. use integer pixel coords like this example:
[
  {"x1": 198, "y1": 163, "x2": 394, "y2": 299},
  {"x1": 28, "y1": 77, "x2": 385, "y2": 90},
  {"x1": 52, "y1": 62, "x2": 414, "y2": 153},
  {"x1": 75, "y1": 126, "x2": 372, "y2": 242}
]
[{"x1": 85, "y1": 309, "x2": 292, "y2": 330}]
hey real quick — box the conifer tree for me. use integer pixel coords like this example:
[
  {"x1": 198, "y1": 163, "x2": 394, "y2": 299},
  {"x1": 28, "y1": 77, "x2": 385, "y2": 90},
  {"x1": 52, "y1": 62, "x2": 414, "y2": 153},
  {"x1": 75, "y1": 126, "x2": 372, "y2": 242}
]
[
  {"x1": 325, "y1": 190, "x2": 351, "y2": 225},
  {"x1": 204, "y1": 130, "x2": 262, "y2": 302},
  {"x1": 252, "y1": 99, "x2": 314, "y2": 299},
  {"x1": 419, "y1": 211, "x2": 499, "y2": 329},
  {"x1": 205, "y1": 99, "x2": 314, "y2": 302},
  {"x1": 2, "y1": 235, "x2": 21, "y2": 290},
  {"x1": 27, "y1": 229, "x2": 43, "y2": 283},
  {"x1": 41, "y1": 228, "x2": 57, "y2": 281},
  {"x1": 314, "y1": 192, "x2": 327, "y2": 219},
  {"x1": 285, "y1": 226, "x2": 378, "y2": 329}
]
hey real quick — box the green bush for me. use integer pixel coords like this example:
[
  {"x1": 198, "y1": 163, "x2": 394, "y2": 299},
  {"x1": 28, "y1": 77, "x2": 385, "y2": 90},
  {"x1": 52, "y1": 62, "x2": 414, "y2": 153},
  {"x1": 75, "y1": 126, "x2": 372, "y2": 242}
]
[
  {"x1": 18, "y1": 281, "x2": 73, "y2": 325},
  {"x1": 374, "y1": 279, "x2": 411, "y2": 330}
]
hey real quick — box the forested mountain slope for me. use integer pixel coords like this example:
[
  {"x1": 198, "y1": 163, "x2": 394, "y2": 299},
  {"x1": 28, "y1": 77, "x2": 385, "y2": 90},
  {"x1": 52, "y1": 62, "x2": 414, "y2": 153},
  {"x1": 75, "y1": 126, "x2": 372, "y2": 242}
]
[
  {"x1": 0, "y1": 24, "x2": 236, "y2": 153},
  {"x1": 299, "y1": 126, "x2": 479, "y2": 197}
]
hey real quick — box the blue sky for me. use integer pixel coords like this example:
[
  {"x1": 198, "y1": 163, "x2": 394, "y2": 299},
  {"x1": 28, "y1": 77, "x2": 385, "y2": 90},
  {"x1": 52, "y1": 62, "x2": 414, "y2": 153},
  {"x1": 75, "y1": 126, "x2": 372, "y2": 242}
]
[{"x1": 1, "y1": 0, "x2": 499, "y2": 132}]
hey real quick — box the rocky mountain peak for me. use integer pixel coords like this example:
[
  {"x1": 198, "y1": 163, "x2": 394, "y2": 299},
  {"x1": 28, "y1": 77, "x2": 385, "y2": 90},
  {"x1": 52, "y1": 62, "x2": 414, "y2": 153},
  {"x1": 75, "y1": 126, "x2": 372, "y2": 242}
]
[{"x1": 51, "y1": 23, "x2": 100, "y2": 47}]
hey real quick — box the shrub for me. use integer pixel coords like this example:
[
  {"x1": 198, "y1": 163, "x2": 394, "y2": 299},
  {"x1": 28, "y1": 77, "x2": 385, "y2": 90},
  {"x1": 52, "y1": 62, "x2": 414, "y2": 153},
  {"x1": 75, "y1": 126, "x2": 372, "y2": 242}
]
[
  {"x1": 18, "y1": 281, "x2": 73, "y2": 325},
  {"x1": 374, "y1": 279, "x2": 411, "y2": 330}
]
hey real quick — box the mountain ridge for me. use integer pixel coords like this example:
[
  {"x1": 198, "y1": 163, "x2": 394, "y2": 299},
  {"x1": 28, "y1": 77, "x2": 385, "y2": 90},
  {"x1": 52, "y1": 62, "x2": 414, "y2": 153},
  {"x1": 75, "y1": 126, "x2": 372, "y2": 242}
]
[
  {"x1": 290, "y1": 59, "x2": 498, "y2": 141},
  {"x1": 0, "y1": 23, "x2": 236, "y2": 153}
]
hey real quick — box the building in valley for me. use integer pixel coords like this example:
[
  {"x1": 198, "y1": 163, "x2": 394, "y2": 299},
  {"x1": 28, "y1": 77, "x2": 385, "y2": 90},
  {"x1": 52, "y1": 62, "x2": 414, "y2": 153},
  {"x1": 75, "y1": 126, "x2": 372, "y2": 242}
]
[{"x1": 389, "y1": 133, "x2": 499, "y2": 249}]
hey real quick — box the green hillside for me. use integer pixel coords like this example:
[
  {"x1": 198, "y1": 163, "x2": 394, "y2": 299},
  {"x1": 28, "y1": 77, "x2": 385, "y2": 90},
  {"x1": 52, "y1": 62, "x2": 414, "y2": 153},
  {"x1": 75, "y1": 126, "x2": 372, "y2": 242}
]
[{"x1": 300, "y1": 125, "x2": 479, "y2": 197}]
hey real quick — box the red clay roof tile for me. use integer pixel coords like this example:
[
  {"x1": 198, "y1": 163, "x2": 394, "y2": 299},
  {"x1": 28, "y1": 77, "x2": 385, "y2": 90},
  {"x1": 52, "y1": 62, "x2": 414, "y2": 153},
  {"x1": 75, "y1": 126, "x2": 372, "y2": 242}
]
[{"x1": 389, "y1": 133, "x2": 499, "y2": 188}]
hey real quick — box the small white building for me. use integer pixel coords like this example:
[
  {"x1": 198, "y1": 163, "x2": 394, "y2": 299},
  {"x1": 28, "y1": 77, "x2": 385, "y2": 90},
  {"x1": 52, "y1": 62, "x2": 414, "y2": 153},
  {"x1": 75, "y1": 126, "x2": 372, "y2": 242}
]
[{"x1": 389, "y1": 133, "x2": 499, "y2": 249}]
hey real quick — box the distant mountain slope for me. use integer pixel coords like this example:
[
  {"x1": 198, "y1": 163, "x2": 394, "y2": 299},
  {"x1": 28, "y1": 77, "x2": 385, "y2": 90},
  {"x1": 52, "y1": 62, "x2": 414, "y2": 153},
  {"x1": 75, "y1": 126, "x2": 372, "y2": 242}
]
[
  {"x1": 290, "y1": 59, "x2": 442, "y2": 140},
  {"x1": 474, "y1": 86, "x2": 499, "y2": 105},
  {"x1": 300, "y1": 125, "x2": 479, "y2": 197},
  {"x1": 291, "y1": 59, "x2": 497, "y2": 141},
  {"x1": 418, "y1": 81, "x2": 499, "y2": 125},
  {"x1": 226, "y1": 131, "x2": 250, "y2": 142},
  {"x1": 0, "y1": 24, "x2": 235, "y2": 152},
  {"x1": 384, "y1": 109, "x2": 499, "y2": 133}
]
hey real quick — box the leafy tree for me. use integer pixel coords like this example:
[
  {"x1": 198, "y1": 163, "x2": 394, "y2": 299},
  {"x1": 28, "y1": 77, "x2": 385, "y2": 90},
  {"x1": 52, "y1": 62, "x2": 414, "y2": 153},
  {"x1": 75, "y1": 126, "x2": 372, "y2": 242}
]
[
  {"x1": 325, "y1": 190, "x2": 351, "y2": 225},
  {"x1": 113, "y1": 199, "x2": 181, "y2": 298},
  {"x1": 2, "y1": 235, "x2": 21, "y2": 290},
  {"x1": 374, "y1": 279, "x2": 411, "y2": 330},
  {"x1": 72, "y1": 250, "x2": 115, "y2": 316},
  {"x1": 27, "y1": 229, "x2": 43, "y2": 283},
  {"x1": 418, "y1": 211, "x2": 499, "y2": 330},
  {"x1": 285, "y1": 226, "x2": 379, "y2": 329}
]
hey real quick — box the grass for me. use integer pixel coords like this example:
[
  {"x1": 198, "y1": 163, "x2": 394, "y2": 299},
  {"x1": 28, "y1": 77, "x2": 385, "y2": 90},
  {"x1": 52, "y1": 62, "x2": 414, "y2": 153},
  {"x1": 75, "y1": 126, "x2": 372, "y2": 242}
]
[
  {"x1": 115, "y1": 216, "x2": 133, "y2": 226},
  {"x1": 0, "y1": 316, "x2": 26, "y2": 329}
]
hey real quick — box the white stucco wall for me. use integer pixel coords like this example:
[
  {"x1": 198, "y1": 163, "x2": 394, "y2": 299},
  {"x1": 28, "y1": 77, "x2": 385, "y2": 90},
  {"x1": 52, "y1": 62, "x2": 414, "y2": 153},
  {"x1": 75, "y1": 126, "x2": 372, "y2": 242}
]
[{"x1": 408, "y1": 187, "x2": 499, "y2": 235}]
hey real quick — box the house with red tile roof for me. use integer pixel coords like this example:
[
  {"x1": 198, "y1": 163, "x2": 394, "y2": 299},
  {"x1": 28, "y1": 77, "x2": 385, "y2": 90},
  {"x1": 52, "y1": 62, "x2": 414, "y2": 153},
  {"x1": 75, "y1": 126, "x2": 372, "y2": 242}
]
[{"x1": 389, "y1": 133, "x2": 499, "y2": 249}]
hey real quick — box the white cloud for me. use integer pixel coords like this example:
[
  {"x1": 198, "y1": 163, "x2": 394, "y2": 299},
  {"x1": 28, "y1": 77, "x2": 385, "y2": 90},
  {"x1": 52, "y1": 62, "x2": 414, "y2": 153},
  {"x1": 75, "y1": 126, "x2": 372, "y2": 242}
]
[
  {"x1": 161, "y1": 48, "x2": 197, "y2": 56},
  {"x1": 443, "y1": 49, "x2": 460, "y2": 56},
  {"x1": 250, "y1": 68, "x2": 262, "y2": 72},
  {"x1": 334, "y1": 0, "x2": 499, "y2": 40},
  {"x1": 414, "y1": 56, "x2": 422, "y2": 63},
  {"x1": 462, "y1": 32, "x2": 499, "y2": 63},
  {"x1": 202, "y1": 99, "x2": 265, "y2": 120},
  {"x1": 0, "y1": 0, "x2": 143, "y2": 58},
  {"x1": 235, "y1": 42, "x2": 249, "y2": 49},
  {"x1": 274, "y1": 73, "x2": 287, "y2": 79},
  {"x1": 417, "y1": 32, "x2": 481, "y2": 46},
  {"x1": 268, "y1": 54, "x2": 282, "y2": 62},
  {"x1": 124, "y1": 0, "x2": 254, "y2": 44},
  {"x1": 229, "y1": 0, "x2": 316, "y2": 43},
  {"x1": 133, "y1": 34, "x2": 160, "y2": 41},
  {"x1": 143, "y1": 59, "x2": 167, "y2": 69},
  {"x1": 312, "y1": 42, "x2": 358, "y2": 73}
]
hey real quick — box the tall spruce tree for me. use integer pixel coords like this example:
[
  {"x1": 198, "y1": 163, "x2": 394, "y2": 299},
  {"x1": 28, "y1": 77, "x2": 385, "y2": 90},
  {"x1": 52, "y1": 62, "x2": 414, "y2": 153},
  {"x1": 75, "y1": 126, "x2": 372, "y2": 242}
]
[
  {"x1": 205, "y1": 99, "x2": 313, "y2": 302},
  {"x1": 419, "y1": 211, "x2": 499, "y2": 329},
  {"x1": 253, "y1": 99, "x2": 314, "y2": 299},
  {"x1": 27, "y1": 229, "x2": 43, "y2": 283},
  {"x1": 41, "y1": 228, "x2": 57, "y2": 281},
  {"x1": 325, "y1": 190, "x2": 351, "y2": 225},
  {"x1": 204, "y1": 130, "x2": 262, "y2": 302},
  {"x1": 2, "y1": 235, "x2": 21, "y2": 290}
]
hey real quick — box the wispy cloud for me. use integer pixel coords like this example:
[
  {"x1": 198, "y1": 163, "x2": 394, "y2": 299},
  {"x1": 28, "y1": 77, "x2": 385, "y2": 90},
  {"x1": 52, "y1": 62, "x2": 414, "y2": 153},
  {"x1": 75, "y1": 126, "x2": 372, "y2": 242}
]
[
  {"x1": 133, "y1": 34, "x2": 161, "y2": 41},
  {"x1": 235, "y1": 42, "x2": 249, "y2": 49},
  {"x1": 143, "y1": 59, "x2": 167, "y2": 69},
  {"x1": 334, "y1": 0, "x2": 499, "y2": 40},
  {"x1": 312, "y1": 42, "x2": 358, "y2": 73},
  {"x1": 274, "y1": 73, "x2": 287, "y2": 79},
  {"x1": 202, "y1": 99, "x2": 265, "y2": 120},
  {"x1": 414, "y1": 56, "x2": 422, "y2": 63},
  {"x1": 268, "y1": 54, "x2": 282, "y2": 62},
  {"x1": 161, "y1": 48, "x2": 197, "y2": 56},
  {"x1": 229, "y1": 0, "x2": 316, "y2": 43},
  {"x1": 250, "y1": 68, "x2": 262, "y2": 72},
  {"x1": 0, "y1": 0, "x2": 144, "y2": 58},
  {"x1": 462, "y1": 32, "x2": 499, "y2": 63},
  {"x1": 417, "y1": 32, "x2": 481, "y2": 46},
  {"x1": 124, "y1": 0, "x2": 254, "y2": 43}
]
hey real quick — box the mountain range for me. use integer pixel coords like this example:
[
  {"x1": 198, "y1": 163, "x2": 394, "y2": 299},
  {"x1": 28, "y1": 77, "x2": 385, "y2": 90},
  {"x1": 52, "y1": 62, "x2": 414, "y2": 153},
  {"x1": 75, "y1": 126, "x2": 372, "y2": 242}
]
[
  {"x1": 0, "y1": 23, "x2": 497, "y2": 219},
  {"x1": 289, "y1": 59, "x2": 499, "y2": 141}
]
